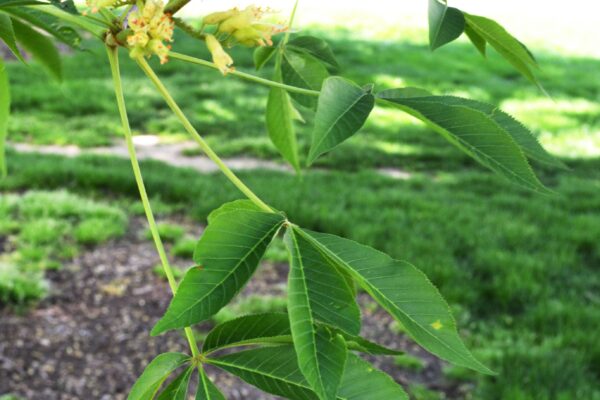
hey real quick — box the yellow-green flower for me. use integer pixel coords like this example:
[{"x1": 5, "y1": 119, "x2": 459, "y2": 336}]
[
  {"x1": 204, "y1": 5, "x2": 285, "y2": 48},
  {"x1": 205, "y1": 34, "x2": 234, "y2": 75},
  {"x1": 127, "y1": 0, "x2": 174, "y2": 64}
]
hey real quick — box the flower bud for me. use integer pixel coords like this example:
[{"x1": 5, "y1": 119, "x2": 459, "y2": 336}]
[
  {"x1": 205, "y1": 34, "x2": 234, "y2": 75},
  {"x1": 203, "y1": 8, "x2": 240, "y2": 25}
]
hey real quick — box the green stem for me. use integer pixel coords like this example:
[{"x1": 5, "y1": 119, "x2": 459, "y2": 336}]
[
  {"x1": 106, "y1": 46, "x2": 200, "y2": 358},
  {"x1": 136, "y1": 56, "x2": 274, "y2": 213},
  {"x1": 165, "y1": 0, "x2": 191, "y2": 15},
  {"x1": 169, "y1": 52, "x2": 320, "y2": 97},
  {"x1": 282, "y1": 0, "x2": 300, "y2": 46}
]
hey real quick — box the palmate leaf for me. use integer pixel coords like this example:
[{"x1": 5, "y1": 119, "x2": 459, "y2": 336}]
[
  {"x1": 11, "y1": 18, "x2": 62, "y2": 80},
  {"x1": 208, "y1": 346, "x2": 408, "y2": 400},
  {"x1": 202, "y1": 313, "x2": 401, "y2": 356},
  {"x1": 464, "y1": 13, "x2": 543, "y2": 92},
  {"x1": 157, "y1": 366, "x2": 194, "y2": 400},
  {"x1": 281, "y1": 49, "x2": 329, "y2": 108},
  {"x1": 151, "y1": 205, "x2": 285, "y2": 335},
  {"x1": 428, "y1": 0, "x2": 465, "y2": 50},
  {"x1": 0, "y1": 14, "x2": 25, "y2": 62},
  {"x1": 296, "y1": 228, "x2": 493, "y2": 375},
  {"x1": 286, "y1": 227, "x2": 354, "y2": 399},
  {"x1": 196, "y1": 369, "x2": 226, "y2": 400},
  {"x1": 378, "y1": 88, "x2": 550, "y2": 193},
  {"x1": 127, "y1": 352, "x2": 191, "y2": 400},
  {"x1": 0, "y1": 58, "x2": 9, "y2": 177},
  {"x1": 308, "y1": 77, "x2": 375, "y2": 164}
]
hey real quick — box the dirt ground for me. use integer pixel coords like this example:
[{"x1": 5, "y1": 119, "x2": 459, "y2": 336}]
[{"x1": 0, "y1": 218, "x2": 466, "y2": 399}]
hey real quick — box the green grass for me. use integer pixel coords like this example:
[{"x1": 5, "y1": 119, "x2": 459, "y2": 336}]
[
  {"x1": 3, "y1": 19, "x2": 600, "y2": 400},
  {"x1": 2, "y1": 151, "x2": 598, "y2": 398},
  {"x1": 0, "y1": 190, "x2": 128, "y2": 305},
  {"x1": 145, "y1": 223, "x2": 185, "y2": 243},
  {"x1": 5, "y1": 26, "x2": 600, "y2": 172}
]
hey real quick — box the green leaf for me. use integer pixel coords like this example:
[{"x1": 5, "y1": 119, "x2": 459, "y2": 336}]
[
  {"x1": 203, "y1": 312, "x2": 292, "y2": 353},
  {"x1": 151, "y1": 207, "x2": 285, "y2": 335},
  {"x1": 281, "y1": 49, "x2": 329, "y2": 108},
  {"x1": 464, "y1": 13, "x2": 543, "y2": 92},
  {"x1": 288, "y1": 36, "x2": 339, "y2": 70},
  {"x1": 267, "y1": 86, "x2": 301, "y2": 172},
  {"x1": 424, "y1": 95, "x2": 565, "y2": 168},
  {"x1": 127, "y1": 352, "x2": 191, "y2": 400},
  {"x1": 0, "y1": 0, "x2": 47, "y2": 8},
  {"x1": 210, "y1": 346, "x2": 318, "y2": 400},
  {"x1": 308, "y1": 77, "x2": 375, "y2": 164},
  {"x1": 196, "y1": 369, "x2": 226, "y2": 400},
  {"x1": 428, "y1": 0, "x2": 465, "y2": 50},
  {"x1": 297, "y1": 228, "x2": 494, "y2": 375},
  {"x1": 206, "y1": 199, "x2": 263, "y2": 224},
  {"x1": 4, "y1": 6, "x2": 81, "y2": 48},
  {"x1": 0, "y1": 15, "x2": 25, "y2": 62},
  {"x1": 378, "y1": 89, "x2": 549, "y2": 193},
  {"x1": 286, "y1": 227, "x2": 361, "y2": 334},
  {"x1": 11, "y1": 18, "x2": 62, "y2": 80},
  {"x1": 253, "y1": 46, "x2": 277, "y2": 70},
  {"x1": 0, "y1": 58, "x2": 9, "y2": 177},
  {"x1": 157, "y1": 366, "x2": 194, "y2": 400},
  {"x1": 338, "y1": 353, "x2": 408, "y2": 400},
  {"x1": 286, "y1": 228, "x2": 351, "y2": 400},
  {"x1": 464, "y1": 23, "x2": 486, "y2": 56},
  {"x1": 203, "y1": 313, "x2": 401, "y2": 356},
  {"x1": 49, "y1": 0, "x2": 79, "y2": 14},
  {"x1": 209, "y1": 346, "x2": 408, "y2": 400}
]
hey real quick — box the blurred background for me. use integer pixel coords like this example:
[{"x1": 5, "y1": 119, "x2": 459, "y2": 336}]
[{"x1": 1, "y1": 1, "x2": 599, "y2": 399}]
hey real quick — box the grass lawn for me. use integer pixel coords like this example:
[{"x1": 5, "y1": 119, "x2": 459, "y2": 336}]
[{"x1": 2, "y1": 18, "x2": 600, "y2": 400}]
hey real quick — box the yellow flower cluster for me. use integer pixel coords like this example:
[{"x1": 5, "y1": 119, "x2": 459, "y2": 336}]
[
  {"x1": 127, "y1": 0, "x2": 175, "y2": 64},
  {"x1": 203, "y1": 5, "x2": 285, "y2": 75}
]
